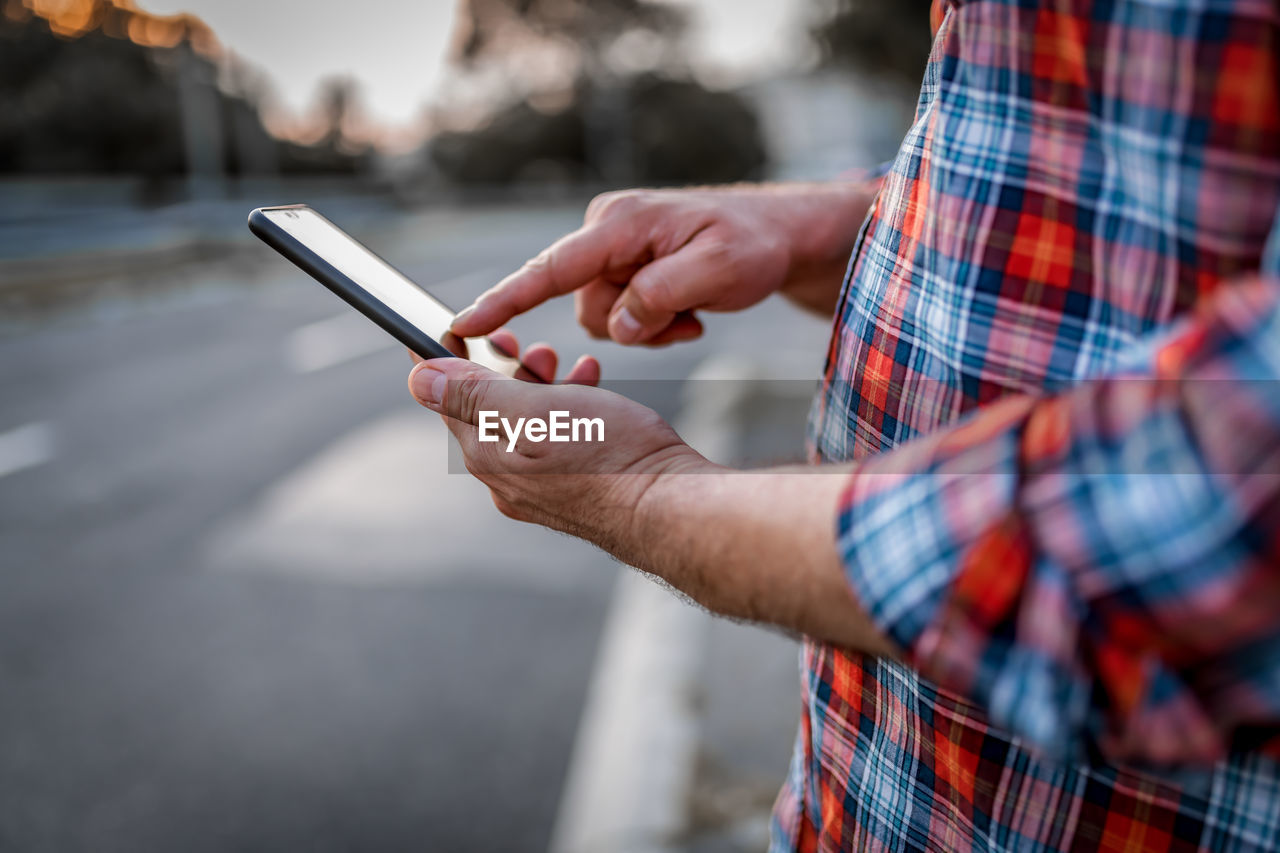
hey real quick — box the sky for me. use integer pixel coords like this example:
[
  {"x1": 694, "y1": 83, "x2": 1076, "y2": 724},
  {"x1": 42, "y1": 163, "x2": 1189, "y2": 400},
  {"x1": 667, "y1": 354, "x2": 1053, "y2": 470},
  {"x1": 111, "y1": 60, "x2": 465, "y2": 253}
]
[{"x1": 139, "y1": 0, "x2": 803, "y2": 135}]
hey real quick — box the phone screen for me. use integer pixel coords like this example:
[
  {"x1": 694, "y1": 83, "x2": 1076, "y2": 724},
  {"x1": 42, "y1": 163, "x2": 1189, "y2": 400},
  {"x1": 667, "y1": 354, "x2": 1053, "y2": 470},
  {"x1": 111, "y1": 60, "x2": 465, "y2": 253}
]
[{"x1": 257, "y1": 207, "x2": 520, "y2": 374}]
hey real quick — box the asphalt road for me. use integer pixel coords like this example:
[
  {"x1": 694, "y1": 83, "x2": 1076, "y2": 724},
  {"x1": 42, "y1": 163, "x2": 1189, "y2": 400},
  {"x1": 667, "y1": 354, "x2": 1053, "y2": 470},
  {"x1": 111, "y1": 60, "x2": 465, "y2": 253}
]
[{"x1": 0, "y1": 202, "x2": 831, "y2": 853}]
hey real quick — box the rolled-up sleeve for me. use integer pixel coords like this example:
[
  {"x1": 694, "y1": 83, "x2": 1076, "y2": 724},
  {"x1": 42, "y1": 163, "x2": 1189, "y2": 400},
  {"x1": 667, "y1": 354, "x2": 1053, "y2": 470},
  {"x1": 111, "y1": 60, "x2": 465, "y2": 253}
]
[{"x1": 840, "y1": 217, "x2": 1280, "y2": 765}]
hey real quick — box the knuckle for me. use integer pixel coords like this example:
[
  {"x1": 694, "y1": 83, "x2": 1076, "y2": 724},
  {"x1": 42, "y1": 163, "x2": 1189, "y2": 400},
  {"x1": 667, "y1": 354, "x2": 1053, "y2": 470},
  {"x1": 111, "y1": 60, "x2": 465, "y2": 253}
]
[
  {"x1": 522, "y1": 248, "x2": 553, "y2": 276},
  {"x1": 587, "y1": 190, "x2": 643, "y2": 222},
  {"x1": 450, "y1": 372, "x2": 487, "y2": 423},
  {"x1": 702, "y1": 236, "x2": 735, "y2": 266},
  {"x1": 585, "y1": 193, "x2": 613, "y2": 220}
]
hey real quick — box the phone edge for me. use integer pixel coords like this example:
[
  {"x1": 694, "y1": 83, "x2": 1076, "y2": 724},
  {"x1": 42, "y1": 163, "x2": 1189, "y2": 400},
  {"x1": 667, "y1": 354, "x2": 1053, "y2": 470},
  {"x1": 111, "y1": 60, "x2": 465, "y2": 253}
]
[{"x1": 248, "y1": 207, "x2": 455, "y2": 362}]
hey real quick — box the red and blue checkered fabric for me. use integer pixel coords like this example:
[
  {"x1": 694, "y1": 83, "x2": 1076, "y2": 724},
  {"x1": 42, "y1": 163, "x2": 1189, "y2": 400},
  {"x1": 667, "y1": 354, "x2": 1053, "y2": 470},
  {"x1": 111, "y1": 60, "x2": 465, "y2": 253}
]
[{"x1": 775, "y1": 0, "x2": 1280, "y2": 849}]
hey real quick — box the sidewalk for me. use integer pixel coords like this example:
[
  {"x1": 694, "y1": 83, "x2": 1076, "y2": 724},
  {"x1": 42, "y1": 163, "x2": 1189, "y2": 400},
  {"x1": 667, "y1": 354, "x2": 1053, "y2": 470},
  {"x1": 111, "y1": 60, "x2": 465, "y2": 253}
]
[{"x1": 549, "y1": 357, "x2": 817, "y2": 853}]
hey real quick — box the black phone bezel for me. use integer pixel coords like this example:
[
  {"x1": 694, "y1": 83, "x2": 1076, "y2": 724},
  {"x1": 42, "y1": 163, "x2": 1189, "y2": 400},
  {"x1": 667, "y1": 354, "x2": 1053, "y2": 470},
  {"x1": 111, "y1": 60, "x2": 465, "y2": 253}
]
[{"x1": 248, "y1": 205, "x2": 457, "y2": 362}]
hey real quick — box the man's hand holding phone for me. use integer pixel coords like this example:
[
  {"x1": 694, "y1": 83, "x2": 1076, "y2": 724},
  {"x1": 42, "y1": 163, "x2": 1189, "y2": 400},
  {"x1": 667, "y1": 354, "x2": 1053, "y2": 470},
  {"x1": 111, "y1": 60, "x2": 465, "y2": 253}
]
[{"x1": 407, "y1": 353, "x2": 712, "y2": 563}]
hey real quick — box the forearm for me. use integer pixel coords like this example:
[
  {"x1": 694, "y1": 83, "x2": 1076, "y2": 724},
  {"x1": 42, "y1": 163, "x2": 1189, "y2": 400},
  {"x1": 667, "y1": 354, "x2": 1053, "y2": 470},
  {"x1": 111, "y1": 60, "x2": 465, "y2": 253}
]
[{"x1": 627, "y1": 464, "x2": 898, "y2": 656}]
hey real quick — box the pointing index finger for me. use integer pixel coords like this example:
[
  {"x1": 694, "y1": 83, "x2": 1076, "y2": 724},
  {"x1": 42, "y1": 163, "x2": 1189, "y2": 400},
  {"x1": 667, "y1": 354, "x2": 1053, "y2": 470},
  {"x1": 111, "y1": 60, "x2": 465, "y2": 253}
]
[{"x1": 450, "y1": 222, "x2": 629, "y2": 337}]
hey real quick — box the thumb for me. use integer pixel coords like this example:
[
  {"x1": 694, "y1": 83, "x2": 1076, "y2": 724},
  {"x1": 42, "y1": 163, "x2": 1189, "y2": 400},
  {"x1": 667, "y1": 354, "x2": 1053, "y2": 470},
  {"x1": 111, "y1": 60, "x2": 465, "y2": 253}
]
[
  {"x1": 607, "y1": 241, "x2": 727, "y2": 344},
  {"x1": 409, "y1": 358, "x2": 521, "y2": 425}
]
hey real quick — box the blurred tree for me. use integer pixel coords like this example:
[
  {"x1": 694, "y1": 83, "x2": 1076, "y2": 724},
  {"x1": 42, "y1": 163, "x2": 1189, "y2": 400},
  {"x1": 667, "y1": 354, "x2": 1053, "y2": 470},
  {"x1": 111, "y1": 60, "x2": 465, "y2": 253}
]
[
  {"x1": 430, "y1": 73, "x2": 764, "y2": 187},
  {"x1": 0, "y1": 0, "x2": 368, "y2": 179},
  {"x1": 0, "y1": 0, "x2": 185, "y2": 174},
  {"x1": 317, "y1": 75, "x2": 359, "y2": 152},
  {"x1": 451, "y1": 0, "x2": 687, "y2": 77},
  {"x1": 431, "y1": 99, "x2": 585, "y2": 185},
  {"x1": 627, "y1": 74, "x2": 765, "y2": 184},
  {"x1": 809, "y1": 0, "x2": 934, "y2": 86},
  {"x1": 434, "y1": 0, "x2": 765, "y2": 187}
]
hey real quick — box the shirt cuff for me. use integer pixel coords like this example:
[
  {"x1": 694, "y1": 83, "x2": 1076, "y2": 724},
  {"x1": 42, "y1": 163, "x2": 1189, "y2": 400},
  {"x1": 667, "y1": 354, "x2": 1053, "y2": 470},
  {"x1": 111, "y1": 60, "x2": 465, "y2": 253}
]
[
  {"x1": 840, "y1": 439, "x2": 1013, "y2": 639},
  {"x1": 836, "y1": 395, "x2": 1038, "y2": 693},
  {"x1": 835, "y1": 395, "x2": 1108, "y2": 757}
]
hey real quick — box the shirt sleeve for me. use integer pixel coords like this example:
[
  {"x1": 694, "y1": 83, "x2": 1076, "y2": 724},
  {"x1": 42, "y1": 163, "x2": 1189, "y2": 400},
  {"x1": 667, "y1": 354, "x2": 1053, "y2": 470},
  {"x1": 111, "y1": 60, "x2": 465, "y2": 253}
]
[{"x1": 840, "y1": 215, "x2": 1280, "y2": 766}]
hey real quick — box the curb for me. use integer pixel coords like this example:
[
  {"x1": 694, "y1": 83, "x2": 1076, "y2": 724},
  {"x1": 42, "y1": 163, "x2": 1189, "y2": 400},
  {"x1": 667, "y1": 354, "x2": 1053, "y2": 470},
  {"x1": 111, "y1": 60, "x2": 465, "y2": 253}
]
[
  {"x1": 546, "y1": 570, "x2": 707, "y2": 853},
  {"x1": 546, "y1": 356, "x2": 776, "y2": 853}
]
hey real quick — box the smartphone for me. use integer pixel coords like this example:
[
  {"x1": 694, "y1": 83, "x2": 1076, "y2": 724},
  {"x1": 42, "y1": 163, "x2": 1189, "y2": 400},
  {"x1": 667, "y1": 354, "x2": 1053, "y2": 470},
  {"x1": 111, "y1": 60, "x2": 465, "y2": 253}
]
[{"x1": 248, "y1": 204, "x2": 530, "y2": 378}]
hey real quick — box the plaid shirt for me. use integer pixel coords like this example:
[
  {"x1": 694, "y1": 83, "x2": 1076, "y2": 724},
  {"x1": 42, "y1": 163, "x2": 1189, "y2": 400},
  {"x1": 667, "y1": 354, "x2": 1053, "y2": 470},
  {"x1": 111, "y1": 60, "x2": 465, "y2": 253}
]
[{"x1": 774, "y1": 0, "x2": 1280, "y2": 850}]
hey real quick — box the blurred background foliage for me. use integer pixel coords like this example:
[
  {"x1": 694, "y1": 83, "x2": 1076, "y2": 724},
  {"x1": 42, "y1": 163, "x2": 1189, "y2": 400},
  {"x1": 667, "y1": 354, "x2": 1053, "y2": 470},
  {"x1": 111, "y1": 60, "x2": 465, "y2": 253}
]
[
  {"x1": 429, "y1": 75, "x2": 766, "y2": 186},
  {"x1": 431, "y1": 0, "x2": 765, "y2": 185},
  {"x1": 809, "y1": 0, "x2": 937, "y2": 84},
  {"x1": 0, "y1": 0, "x2": 933, "y2": 192}
]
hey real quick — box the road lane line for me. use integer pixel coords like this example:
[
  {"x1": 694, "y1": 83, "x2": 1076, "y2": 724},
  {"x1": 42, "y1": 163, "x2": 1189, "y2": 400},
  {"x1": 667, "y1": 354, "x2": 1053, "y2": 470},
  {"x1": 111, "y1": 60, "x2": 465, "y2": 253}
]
[
  {"x1": 286, "y1": 312, "x2": 395, "y2": 373},
  {"x1": 286, "y1": 268, "x2": 502, "y2": 374},
  {"x1": 202, "y1": 413, "x2": 601, "y2": 589},
  {"x1": 0, "y1": 422, "x2": 54, "y2": 480}
]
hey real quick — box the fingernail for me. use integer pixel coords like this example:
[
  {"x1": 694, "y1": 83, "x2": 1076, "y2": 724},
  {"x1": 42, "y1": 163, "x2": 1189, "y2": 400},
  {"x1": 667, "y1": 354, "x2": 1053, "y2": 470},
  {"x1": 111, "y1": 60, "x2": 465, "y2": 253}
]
[
  {"x1": 411, "y1": 364, "x2": 447, "y2": 406},
  {"x1": 610, "y1": 306, "x2": 642, "y2": 343},
  {"x1": 450, "y1": 304, "x2": 477, "y2": 331}
]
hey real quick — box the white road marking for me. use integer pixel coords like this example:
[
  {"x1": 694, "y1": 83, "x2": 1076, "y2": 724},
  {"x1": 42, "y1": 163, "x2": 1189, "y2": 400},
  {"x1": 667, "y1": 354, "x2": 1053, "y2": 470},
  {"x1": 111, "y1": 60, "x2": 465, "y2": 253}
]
[
  {"x1": 286, "y1": 311, "x2": 394, "y2": 373},
  {"x1": 285, "y1": 268, "x2": 501, "y2": 374},
  {"x1": 548, "y1": 570, "x2": 707, "y2": 853},
  {"x1": 0, "y1": 421, "x2": 54, "y2": 480},
  {"x1": 202, "y1": 413, "x2": 601, "y2": 589}
]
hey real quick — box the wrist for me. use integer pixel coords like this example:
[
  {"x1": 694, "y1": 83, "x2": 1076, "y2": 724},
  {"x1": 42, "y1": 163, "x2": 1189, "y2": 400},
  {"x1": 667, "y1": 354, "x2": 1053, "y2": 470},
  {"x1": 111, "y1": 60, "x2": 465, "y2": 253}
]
[
  {"x1": 626, "y1": 454, "x2": 725, "y2": 582},
  {"x1": 757, "y1": 182, "x2": 876, "y2": 275},
  {"x1": 732, "y1": 182, "x2": 875, "y2": 314},
  {"x1": 614, "y1": 457, "x2": 901, "y2": 656}
]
